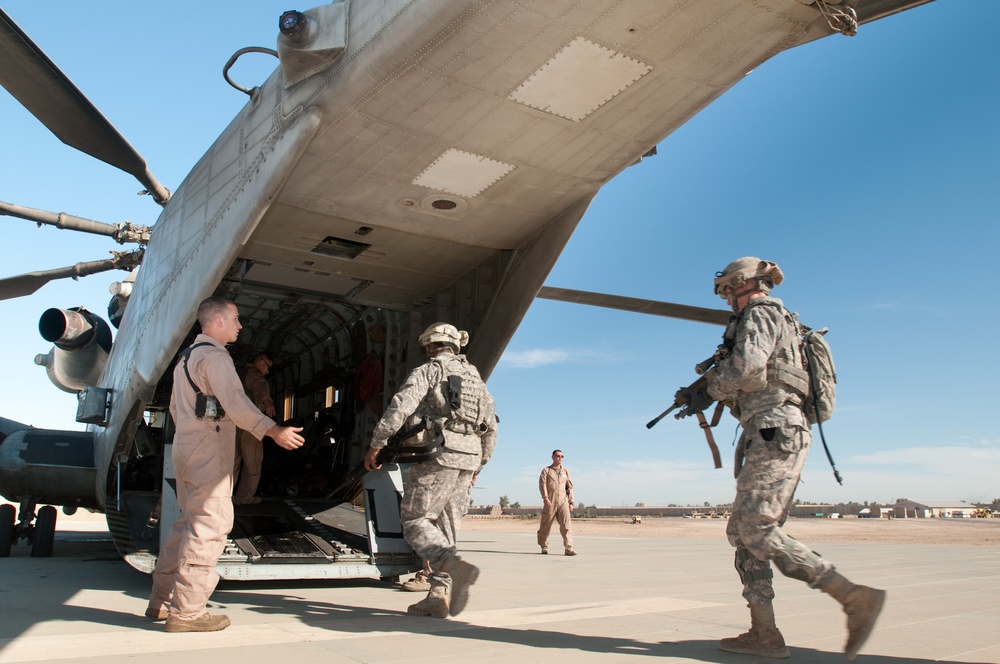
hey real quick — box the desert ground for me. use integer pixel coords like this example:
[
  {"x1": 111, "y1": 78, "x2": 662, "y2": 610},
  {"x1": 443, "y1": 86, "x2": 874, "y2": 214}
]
[
  {"x1": 9, "y1": 501, "x2": 998, "y2": 547},
  {"x1": 462, "y1": 514, "x2": 1000, "y2": 546}
]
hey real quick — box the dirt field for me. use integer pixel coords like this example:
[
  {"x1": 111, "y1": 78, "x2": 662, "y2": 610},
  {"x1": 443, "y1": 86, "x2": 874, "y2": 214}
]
[{"x1": 462, "y1": 515, "x2": 1000, "y2": 546}]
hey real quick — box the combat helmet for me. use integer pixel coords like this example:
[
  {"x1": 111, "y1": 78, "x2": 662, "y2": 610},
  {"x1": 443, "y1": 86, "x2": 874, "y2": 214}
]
[
  {"x1": 418, "y1": 322, "x2": 469, "y2": 353},
  {"x1": 713, "y1": 256, "x2": 784, "y2": 299}
]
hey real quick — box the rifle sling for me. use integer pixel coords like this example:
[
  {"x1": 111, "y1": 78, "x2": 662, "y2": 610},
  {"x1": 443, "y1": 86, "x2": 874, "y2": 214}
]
[{"x1": 695, "y1": 402, "x2": 725, "y2": 469}]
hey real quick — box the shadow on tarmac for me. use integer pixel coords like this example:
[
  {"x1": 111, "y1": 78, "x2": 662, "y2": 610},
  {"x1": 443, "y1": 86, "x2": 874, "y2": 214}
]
[{"x1": 205, "y1": 590, "x2": 993, "y2": 664}]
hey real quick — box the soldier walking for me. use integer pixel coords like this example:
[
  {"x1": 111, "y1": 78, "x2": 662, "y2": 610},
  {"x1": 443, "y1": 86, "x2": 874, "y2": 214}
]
[
  {"x1": 364, "y1": 322, "x2": 497, "y2": 618},
  {"x1": 707, "y1": 257, "x2": 885, "y2": 660}
]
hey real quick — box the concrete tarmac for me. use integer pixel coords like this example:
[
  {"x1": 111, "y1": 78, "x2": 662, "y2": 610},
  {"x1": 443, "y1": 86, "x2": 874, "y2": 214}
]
[{"x1": 1, "y1": 516, "x2": 998, "y2": 664}]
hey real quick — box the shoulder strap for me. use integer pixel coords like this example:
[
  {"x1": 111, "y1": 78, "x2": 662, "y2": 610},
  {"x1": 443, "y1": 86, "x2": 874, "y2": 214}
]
[{"x1": 180, "y1": 342, "x2": 214, "y2": 396}]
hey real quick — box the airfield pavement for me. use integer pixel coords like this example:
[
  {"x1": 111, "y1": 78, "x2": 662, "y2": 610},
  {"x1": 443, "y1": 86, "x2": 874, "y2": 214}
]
[{"x1": 1, "y1": 507, "x2": 998, "y2": 664}]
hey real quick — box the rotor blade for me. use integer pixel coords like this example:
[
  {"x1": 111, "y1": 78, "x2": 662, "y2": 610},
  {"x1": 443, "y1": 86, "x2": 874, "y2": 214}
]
[
  {"x1": 0, "y1": 9, "x2": 170, "y2": 205},
  {"x1": 537, "y1": 286, "x2": 731, "y2": 326},
  {"x1": 855, "y1": 0, "x2": 936, "y2": 25},
  {"x1": 0, "y1": 200, "x2": 150, "y2": 244},
  {"x1": 0, "y1": 250, "x2": 143, "y2": 300}
]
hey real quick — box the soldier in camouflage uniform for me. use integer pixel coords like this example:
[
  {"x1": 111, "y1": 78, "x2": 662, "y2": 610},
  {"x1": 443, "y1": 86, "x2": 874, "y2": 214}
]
[
  {"x1": 707, "y1": 257, "x2": 885, "y2": 661},
  {"x1": 364, "y1": 322, "x2": 497, "y2": 619}
]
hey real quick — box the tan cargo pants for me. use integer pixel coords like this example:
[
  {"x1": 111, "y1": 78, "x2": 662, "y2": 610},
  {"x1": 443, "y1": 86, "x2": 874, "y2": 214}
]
[
  {"x1": 150, "y1": 428, "x2": 235, "y2": 620},
  {"x1": 537, "y1": 501, "x2": 573, "y2": 550}
]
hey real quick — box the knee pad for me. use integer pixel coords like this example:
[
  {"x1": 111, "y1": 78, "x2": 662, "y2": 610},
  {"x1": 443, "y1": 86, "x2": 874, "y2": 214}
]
[
  {"x1": 772, "y1": 541, "x2": 823, "y2": 583},
  {"x1": 734, "y1": 548, "x2": 773, "y2": 585}
]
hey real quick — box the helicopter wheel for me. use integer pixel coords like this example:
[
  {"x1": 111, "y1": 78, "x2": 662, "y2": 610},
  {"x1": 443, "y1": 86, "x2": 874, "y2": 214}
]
[
  {"x1": 30, "y1": 505, "x2": 57, "y2": 558},
  {"x1": 379, "y1": 575, "x2": 400, "y2": 584},
  {"x1": 0, "y1": 504, "x2": 15, "y2": 557}
]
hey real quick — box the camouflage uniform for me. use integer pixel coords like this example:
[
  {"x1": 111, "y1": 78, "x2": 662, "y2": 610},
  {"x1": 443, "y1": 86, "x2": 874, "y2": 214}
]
[
  {"x1": 370, "y1": 352, "x2": 496, "y2": 586},
  {"x1": 709, "y1": 259, "x2": 884, "y2": 660},
  {"x1": 708, "y1": 297, "x2": 834, "y2": 605}
]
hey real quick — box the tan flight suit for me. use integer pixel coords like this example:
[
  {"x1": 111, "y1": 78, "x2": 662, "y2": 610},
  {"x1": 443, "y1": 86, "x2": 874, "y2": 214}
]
[
  {"x1": 537, "y1": 465, "x2": 574, "y2": 551},
  {"x1": 233, "y1": 364, "x2": 274, "y2": 503},
  {"x1": 149, "y1": 334, "x2": 275, "y2": 622}
]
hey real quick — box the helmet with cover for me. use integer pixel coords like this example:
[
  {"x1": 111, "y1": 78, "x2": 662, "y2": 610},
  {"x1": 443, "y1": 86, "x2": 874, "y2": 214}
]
[
  {"x1": 713, "y1": 257, "x2": 784, "y2": 299},
  {"x1": 418, "y1": 322, "x2": 469, "y2": 353}
]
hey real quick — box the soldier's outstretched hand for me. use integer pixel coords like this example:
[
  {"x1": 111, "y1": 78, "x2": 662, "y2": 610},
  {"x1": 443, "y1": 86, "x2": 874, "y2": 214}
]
[{"x1": 269, "y1": 425, "x2": 305, "y2": 450}]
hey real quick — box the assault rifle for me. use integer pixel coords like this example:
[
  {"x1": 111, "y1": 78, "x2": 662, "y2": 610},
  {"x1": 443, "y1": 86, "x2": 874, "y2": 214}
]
[
  {"x1": 646, "y1": 350, "x2": 726, "y2": 469},
  {"x1": 325, "y1": 419, "x2": 440, "y2": 503}
]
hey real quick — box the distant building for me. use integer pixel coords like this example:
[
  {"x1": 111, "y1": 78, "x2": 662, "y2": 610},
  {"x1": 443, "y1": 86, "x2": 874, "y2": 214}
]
[{"x1": 893, "y1": 500, "x2": 976, "y2": 518}]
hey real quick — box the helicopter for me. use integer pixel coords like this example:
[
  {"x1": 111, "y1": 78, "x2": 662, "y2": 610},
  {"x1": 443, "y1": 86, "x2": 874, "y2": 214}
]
[{"x1": 0, "y1": 0, "x2": 933, "y2": 577}]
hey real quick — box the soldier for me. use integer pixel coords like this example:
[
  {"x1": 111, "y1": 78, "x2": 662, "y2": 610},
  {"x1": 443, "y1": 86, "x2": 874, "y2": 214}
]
[
  {"x1": 364, "y1": 322, "x2": 497, "y2": 619},
  {"x1": 707, "y1": 257, "x2": 885, "y2": 660},
  {"x1": 147, "y1": 297, "x2": 304, "y2": 632},
  {"x1": 537, "y1": 449, "x2": 576, "y2": 555},
  {"x1": 233, "y1": 352, "x2": 276, "y2": 505}
]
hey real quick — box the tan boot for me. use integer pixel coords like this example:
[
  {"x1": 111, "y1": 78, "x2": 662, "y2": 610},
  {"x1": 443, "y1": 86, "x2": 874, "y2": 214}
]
[
  {"x1": 822, "y1": 572, "x2": 886, "y2": 661},
  {"x1": 401, "y1": 570, "x2": 431, "y2": 592},
  {"x1": 407, "y1": 587, "x2": 449, "y2": 618},
  {"x1": 440, "y1": 555, "x2": 479, "y2": 617},
  {"x1": 164, "y1": 612, "x2": 231, "y2": 633},
  {"x1": 719, "y1": 604, "x2": 790, "y2": 659}
]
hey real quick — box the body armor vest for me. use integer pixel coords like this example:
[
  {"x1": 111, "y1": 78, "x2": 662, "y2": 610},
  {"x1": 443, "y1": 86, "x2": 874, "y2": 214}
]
[
  {"x1": 731, "y1": 298, "x2": 810, "y2": 423},
  {"x1": 420, "y1": 354, "x2": 490, "y2": 457},
  {"x1": 426, "y1": 354, "x2": 489, "y2": 431}
]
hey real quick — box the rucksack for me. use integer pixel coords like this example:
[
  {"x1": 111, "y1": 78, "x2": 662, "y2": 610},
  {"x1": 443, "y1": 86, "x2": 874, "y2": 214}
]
[
  {"x1": 801, "y1": 327, "x2": 836, "y2": 424},
  {"x1": 737, "y1": 299, "x2": 842, "y2": 484},
  {"x1": 797, "y1": 322, "x2": 842, "y2": 485}
]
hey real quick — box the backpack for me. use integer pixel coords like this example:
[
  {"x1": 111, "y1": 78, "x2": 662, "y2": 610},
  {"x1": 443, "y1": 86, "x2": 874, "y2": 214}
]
[
  {"x1": 797, "y1": 322, "x2": 843, "y2": 485},
  {"x1": 801, "y1": 327, "x2": 836, "y2": 424},
  {"x1": 741, "y1": 300, "x2": 842, "y2": 483}
]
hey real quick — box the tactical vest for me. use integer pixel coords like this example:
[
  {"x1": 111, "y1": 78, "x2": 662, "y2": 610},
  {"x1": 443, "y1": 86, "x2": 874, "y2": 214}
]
[
  {"x1": 421, "y1": 354, "x2": 491, "y2": 456},
  {"x1": 730, "y1": 298, "x2": 810, "y2": 422}
]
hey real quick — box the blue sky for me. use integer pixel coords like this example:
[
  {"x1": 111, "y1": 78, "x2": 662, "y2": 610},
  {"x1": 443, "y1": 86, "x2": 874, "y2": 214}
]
[{"x1": 2, "y1": 2, "x2": 998, "y2": 509}]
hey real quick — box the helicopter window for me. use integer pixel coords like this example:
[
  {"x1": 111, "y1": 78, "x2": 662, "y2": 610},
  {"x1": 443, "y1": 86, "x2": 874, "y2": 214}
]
[
  {"x1": 325, "y1": 385, "x2": 339, "y2": 408},
  {"x1": 282, "y1": 387, "x2": 295, "y2": 421}
]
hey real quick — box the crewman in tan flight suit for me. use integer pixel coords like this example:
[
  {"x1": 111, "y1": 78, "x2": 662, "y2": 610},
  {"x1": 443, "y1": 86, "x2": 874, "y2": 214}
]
[
  {"x1": 146, "y1": 297, "x2": 304, "y2": 633},
  {"x1": 537, "y1": 449, "x2": 576, "y2": 555},
  {"x1": 233, "y1": 352, "x2": 276, "y2": 505}
]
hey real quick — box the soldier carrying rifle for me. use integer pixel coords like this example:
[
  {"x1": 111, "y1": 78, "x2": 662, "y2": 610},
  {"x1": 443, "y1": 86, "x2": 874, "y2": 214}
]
[{"x1": 696, "y1": 257, "x2": 884, "y2": 661}]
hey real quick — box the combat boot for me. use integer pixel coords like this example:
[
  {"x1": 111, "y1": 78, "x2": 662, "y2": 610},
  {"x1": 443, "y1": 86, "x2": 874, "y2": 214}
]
[
  {"x1": 401, "y1": 570, "x2": 431, "y2": 592},
  {"x1": 821, "y1": 572, "x2": 886, "y2": 661},
  {"x1": 407, "y1": 586, "x2": 449, "y2": 618},
  {"x1": 440, "y1": 555, "x2": 479, "y2": 617},
  {"x1": 719, "y1": 604, "x2": 790, "y2": 659},
  {"x1": 164, "y1": 612, "x2": 231, "y2": 633}
]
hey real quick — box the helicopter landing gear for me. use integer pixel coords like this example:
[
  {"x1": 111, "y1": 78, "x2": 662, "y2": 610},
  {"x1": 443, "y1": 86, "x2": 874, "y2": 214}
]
[
  {"x1": 31, "y1": 505, "x2": 57, "y2": 557},
  {"x1": 0, "y1": 503, "x2": 15, "y2": 557},
  {"x1": 0, "y1": 499, "x2": 59, "y2": 558}
]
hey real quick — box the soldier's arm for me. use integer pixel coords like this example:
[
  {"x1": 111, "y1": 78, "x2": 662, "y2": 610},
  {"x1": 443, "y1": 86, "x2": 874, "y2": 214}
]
[
  {"x1": 370, "y1": 364, "x2": 434, "y2": 449},
  {"x1": 708, "y1": 306, "x2": 782, "y2": 401},
  {"x1": 478, "y1": 395, "x2": 497, "y2": 467}
]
